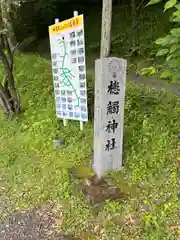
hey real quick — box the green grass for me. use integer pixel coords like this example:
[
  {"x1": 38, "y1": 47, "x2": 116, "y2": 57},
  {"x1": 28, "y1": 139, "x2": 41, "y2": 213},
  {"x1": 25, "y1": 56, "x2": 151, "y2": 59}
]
[
  {"x1": 0, "y1": 3, "x2": 179, "y2": 240},
  {"x1": 0, "y1": 54, "x2": 179, "y2": 239}
]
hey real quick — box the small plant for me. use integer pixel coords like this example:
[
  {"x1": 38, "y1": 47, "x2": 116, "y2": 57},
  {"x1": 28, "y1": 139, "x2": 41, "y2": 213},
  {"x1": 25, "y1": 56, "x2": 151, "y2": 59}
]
[{"x1": 141, "y1": 0, "x2": 180, "y2": 82}]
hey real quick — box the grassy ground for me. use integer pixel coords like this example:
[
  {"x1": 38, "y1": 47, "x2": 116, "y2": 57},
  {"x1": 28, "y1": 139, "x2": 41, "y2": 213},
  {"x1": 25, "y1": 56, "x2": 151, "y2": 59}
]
[
  {"x1": 0, "y1": 54, "x2": 179, "y2": 239},
  {"x1": 0, "y1": 3, "x2": 179, "y2": 240}
]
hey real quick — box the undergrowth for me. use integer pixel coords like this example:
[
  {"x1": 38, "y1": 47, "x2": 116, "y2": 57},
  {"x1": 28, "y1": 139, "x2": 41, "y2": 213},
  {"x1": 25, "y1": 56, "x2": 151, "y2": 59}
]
[
  {"x1": 0, "y1": 54, "x2": 179, "y2": 239},
  {"x1": 35, "y1": 4, "x2": 172, "y2": 72}
]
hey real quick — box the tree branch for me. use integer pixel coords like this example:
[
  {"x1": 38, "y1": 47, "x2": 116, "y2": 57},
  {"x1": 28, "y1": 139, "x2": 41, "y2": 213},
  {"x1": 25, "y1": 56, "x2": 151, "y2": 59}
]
[
  {"x1": 0, "y1": 95, "x2": 9, "y2": 117},
  {"x1": 0, "y1": 83, "x2": 13, "y2": 117},
  {"x1": 4, "y1": 34, "x2": 13, "y2": 71},
  {"x1": 2, "y1": 34, "x2": 19, "y2": 94}
]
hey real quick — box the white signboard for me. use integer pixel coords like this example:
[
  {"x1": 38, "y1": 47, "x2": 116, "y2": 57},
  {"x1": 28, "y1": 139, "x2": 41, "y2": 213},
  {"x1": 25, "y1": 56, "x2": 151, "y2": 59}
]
[
  {"x1": 93, "y1": 58, "x2": 127, "y2": 177},
  {"x1": 49, "y1": 15, "x2": 88, "y2": 122}
]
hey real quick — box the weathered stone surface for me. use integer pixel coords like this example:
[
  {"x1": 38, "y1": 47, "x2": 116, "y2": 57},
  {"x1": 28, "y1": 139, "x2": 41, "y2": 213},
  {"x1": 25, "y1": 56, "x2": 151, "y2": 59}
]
[{"x1": 93, "y1": 57, "x2": 127, "y2": 177}]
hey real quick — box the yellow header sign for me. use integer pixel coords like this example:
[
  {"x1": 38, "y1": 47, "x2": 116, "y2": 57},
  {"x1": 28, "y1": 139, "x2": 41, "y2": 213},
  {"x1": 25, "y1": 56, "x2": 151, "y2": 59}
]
[{"x1": 49, "y1": 15, "x2": 83, "y2": 35}]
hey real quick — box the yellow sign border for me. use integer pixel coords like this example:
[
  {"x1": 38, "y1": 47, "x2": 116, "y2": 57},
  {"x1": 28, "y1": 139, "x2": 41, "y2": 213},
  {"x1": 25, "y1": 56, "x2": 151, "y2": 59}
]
[{"x1": 49, "y1": 15, "x2": 83, "y2": 35}]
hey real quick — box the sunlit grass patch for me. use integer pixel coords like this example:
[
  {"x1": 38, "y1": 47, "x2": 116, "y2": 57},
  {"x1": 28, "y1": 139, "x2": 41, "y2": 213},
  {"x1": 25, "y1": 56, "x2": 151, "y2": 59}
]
[{"x1": 0, "y1": 53, "x2": 179, "y2": 239}]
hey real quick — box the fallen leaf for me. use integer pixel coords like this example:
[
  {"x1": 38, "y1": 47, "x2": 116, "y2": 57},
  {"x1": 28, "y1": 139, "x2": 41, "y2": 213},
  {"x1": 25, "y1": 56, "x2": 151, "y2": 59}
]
[{"x1": 170, "y1": 225, "x2": 180, "y2": 231}]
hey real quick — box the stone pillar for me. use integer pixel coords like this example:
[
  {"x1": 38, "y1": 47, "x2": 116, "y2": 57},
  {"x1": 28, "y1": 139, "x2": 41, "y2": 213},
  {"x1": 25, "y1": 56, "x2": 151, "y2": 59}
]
[{"x1": 93, "y1": 57, "x2": 127, "y2": 177}]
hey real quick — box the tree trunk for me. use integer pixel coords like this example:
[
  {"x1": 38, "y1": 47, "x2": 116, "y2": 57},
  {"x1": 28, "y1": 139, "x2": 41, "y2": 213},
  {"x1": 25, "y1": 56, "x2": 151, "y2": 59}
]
[
  {"x1": 0, "y1": 33, "x2": 20, "y2": 119},
  {"x1": 0, "y1": 1, "x2": 18, "y2": 51},
  {"x1": 100, "y1": 0, "x2": 112, "y2": 58},
  {"x1": 131, "y1": 0, "x2": 136, "y2": 50},
  {"x1": 0, "y1": 48, "x2": 20, "y2": 113},
  {"x1": 0, "y1": 83, "x2": 14, "y2": 117}
]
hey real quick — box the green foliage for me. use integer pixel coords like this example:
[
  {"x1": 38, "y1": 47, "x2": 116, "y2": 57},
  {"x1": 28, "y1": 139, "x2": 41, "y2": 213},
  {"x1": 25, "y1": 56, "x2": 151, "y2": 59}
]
[
  {"x1": 33, "y1": 0, "x2": 58, "y2": 17},
  {"x1": 164, "y1": 0, "x2": 177, "y2": 11},
  {"x1": 140, "y1": 66, "x2": 156, "y2": 76},
  {"x1": 0, "y1": 0, "x2": 22, "y2": 8},
  {"x1": 146, "y1": 0, "x2": 163, "y2": 6},
  {"x1": 0, "y1": 54, "x2": 179, "y2": 239},
  {"x1": 143, "y1": 0, "x2": 180, "y2": 82},
  {"x1": 0, "y1": 3, "x2": 179, "y2": 239},
  {"x1": 86, "y1": 4, "x2": 172, "y2": 60},
  {"x1": 156, "y1": 48, "x2": 169, "y2": 56}
]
